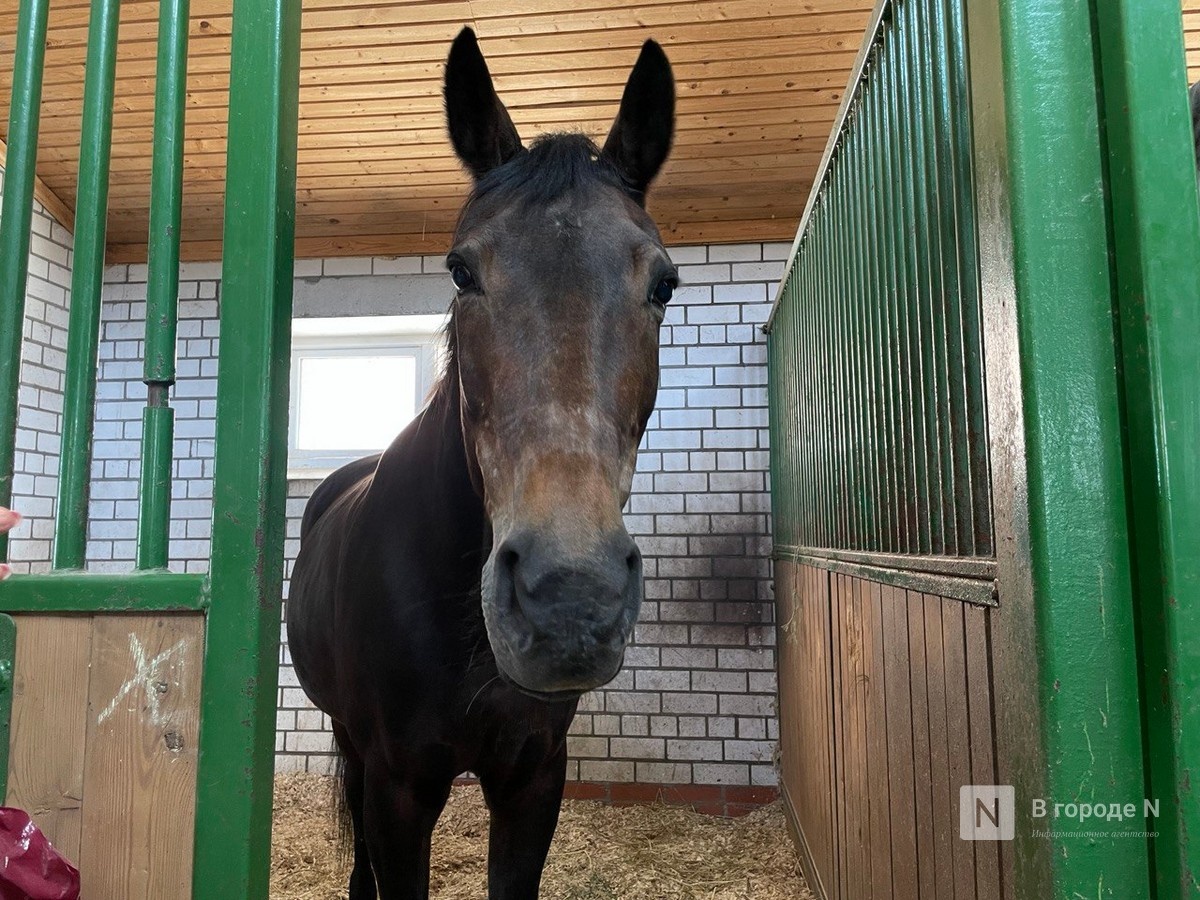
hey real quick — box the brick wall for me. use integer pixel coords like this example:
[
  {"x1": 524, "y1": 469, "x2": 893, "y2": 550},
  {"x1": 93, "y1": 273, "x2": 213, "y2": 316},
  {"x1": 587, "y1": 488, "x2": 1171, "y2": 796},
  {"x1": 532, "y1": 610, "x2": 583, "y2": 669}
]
[
  {"x1": 3, "y1": 166, "x2": 73, "y2": 573},
  {"x1": 86, "y1": 243, "x2": 785, "y2": 789}
]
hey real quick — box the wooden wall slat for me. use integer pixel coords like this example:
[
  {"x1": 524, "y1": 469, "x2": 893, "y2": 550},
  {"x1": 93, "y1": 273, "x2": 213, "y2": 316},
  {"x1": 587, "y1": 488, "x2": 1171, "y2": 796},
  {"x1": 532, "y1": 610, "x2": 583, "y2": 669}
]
[
  {"x1": 6, "y1": 615, "x2": 93, "y2": 863},
  {"x1": 907, "y1": 591, "x2": 937, "y2": 899},
  {"x1": 78, "y1": 614, "x2": 204, "y2": 900},
  {"x1": 923, "y1": 593, "x2": 956, "y2": 899},
  {"x1": 831, "y1": 573, "x2": 845, "y2": 900},
  {"x1": 965, "y1": 604, "x2": 1001, "y2": 900},
  {"x1": 864, "y1": 580, "x2": 893, "y2": 900},
  {"x1": 943, "y1": 601, "x2": 977, "y2": 899},
  {"x1": 881, "y1": 584, "x2": 919, "y2": 898}
]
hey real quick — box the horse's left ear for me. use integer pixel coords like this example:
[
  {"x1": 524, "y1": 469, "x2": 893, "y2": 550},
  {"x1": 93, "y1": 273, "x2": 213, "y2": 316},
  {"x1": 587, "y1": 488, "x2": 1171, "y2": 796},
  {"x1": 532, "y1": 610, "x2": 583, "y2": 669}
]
[
  {"x1": 445, "y1": 27, "x2": 524, "y2": 179},
  {"x1": 602, "y1": 40, "x2": 675, "y2": 201}
]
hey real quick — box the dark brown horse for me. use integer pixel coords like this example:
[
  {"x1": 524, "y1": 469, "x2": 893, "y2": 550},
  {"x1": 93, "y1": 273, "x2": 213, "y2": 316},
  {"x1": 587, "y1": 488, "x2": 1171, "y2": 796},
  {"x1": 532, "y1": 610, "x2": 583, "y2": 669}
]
[{"x1": 287, "y1": 28, "x2": 676, "y2": 900}]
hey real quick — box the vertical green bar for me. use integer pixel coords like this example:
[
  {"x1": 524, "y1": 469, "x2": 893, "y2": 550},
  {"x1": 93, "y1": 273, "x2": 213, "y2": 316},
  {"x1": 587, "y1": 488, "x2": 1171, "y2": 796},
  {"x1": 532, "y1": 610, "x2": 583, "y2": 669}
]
[
  {"x1": 144, "y1": 0, "x2": 189, "y2": 387},
  {"x1": 1093, "y1": 0, "x2": 1200, "y2": 893},
  {"x1": 950, "y1": 0, "x2": 993, "y2": 556},
  {"x1": 997, "y1": 0, "x2": 1154, "y2": 892},
  {"x1": 928, "y1": 0, "x2": 974, "y2": 556},
  {"x1": 0, "y1": 0, "x2": 50, "y2": 564},
  {"x1": 137, "y1": 0, "x2": 191, "y2": 570},
  {"x1": 55, "y1": 0, "x2": 123, "y2": 570},
  {"x1": 191, "y1": 0, "x2": 301, "y2": 896},
  {"x1": 915, "y1": 0, "x2": 957, "y2": 557},
  {"x1": 902, "y1": 0, "x2": 944, "y2": 556},
  {"x1": 888, "y1": 23, "x2": 925, "y2": 553}
]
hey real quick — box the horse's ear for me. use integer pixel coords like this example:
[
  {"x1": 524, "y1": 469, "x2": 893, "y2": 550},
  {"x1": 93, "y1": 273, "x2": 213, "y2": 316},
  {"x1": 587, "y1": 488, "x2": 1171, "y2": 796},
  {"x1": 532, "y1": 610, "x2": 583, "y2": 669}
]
[
  {"x1": 602, "y1": 40, "x2": 675, "y2": 201},
  {"x1": 444, "y1": 27, "x2": 523, "y2": 179}
]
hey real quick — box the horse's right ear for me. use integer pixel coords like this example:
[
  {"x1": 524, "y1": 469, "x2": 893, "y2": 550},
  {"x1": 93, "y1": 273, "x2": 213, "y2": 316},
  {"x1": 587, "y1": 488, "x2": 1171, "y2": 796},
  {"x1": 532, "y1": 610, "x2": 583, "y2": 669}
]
[{"x1": 444, "y1": 28, "x2": 523, "y2": 179}]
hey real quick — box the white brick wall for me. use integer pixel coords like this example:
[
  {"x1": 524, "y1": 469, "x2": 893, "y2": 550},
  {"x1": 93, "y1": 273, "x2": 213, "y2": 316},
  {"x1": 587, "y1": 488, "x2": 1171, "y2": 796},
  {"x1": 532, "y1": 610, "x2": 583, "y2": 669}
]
[
  {"x1": 86, "y1": 243, "x2": 786, "y2": 788},
  {"x1": 4, "y1": 165, "x2": 73, "y2": 573}
]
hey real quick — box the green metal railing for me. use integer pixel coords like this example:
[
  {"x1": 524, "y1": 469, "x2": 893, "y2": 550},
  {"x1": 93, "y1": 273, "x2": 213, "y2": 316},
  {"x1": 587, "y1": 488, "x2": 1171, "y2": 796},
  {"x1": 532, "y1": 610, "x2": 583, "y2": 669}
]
[
  {"x1": 0, "y1": 0, "x2": 301, "y2": 894},
  {"x1": 767, "y1": 0, "x2": 1200, "y2": 895},
  {"x1": 766, "y1": 0, "x2": 992, "y2": 573}
]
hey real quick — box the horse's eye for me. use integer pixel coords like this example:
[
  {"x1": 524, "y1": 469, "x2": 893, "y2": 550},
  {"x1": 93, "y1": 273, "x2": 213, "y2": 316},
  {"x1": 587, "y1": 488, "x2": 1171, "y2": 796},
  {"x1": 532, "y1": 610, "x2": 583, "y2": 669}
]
[
  {"x1": 651, "y1": 278, "x2": 676, "y2": 306},
  {"x1": 450, "y1": 264, "x2": 475, "y2": 291}
]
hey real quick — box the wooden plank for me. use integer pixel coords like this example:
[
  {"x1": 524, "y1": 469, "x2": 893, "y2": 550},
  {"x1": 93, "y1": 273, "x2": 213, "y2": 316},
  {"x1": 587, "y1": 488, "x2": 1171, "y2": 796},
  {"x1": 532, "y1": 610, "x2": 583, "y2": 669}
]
[
  {"x1": 943, "y1": 600, "x2": 977, "y2": 899},
  {"x1": 881, "y1": 584, "x2": 919, "y2": 899},
  {"x1": 923, "y1": 594, "x2": 955, "y2": 900},
  {"x1": 847, "y1": 577, "x2": 869, "y2": 900},
  {"x1": 865, "y1": 580, "x2": 893, "y2": 899},
  {"x1": 964, "y1": 604, "x2": 1001, "y2": 900},
  {"x1": 908, "y1": 591, "x2": 936, "y2": 900},
  {"x1": 831, "y1": 574, "x2": 845, "y2": 900},
  {"x1": 6, "y1": 615, "x2": 92, "y2": 863},
  {"x1": 78, "y1": 614, "x2": 204, "y2": 900},
  {"x1": 0, "y1": 139, "x2": 75, "y2": 230}
]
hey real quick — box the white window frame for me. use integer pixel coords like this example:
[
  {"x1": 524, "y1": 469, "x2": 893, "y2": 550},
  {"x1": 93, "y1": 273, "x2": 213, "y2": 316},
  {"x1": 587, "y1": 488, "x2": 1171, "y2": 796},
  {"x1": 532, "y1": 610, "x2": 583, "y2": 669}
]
[{"x1": 288, "y1": 315, "x2": 447, "y2": 477}]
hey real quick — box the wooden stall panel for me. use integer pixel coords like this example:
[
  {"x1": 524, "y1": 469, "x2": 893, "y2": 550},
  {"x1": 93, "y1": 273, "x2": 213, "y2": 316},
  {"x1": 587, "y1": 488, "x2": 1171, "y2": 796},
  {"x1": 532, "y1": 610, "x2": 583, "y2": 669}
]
[
  {"x1": 5, "y1": 614, "x2": 204, "y2": 899},
  {"x1": 776, "y1": 561, "x2": 837, "y2": 899},
  {"x1": 778, "y1": 570, "x2": 1002, "y2": 900},
  {"x1": 80, "y1": 614, "x2": 204, "y2": 900},
  {"x1": 7, "y1": 615, "x2": 92, "y2": 861}
]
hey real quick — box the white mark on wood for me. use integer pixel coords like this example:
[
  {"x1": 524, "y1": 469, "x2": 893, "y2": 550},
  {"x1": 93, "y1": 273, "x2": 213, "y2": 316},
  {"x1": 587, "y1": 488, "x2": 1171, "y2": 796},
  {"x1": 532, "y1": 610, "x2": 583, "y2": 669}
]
[{"x1": 97, "y1": 633, "x2": 188, "y2": 726}]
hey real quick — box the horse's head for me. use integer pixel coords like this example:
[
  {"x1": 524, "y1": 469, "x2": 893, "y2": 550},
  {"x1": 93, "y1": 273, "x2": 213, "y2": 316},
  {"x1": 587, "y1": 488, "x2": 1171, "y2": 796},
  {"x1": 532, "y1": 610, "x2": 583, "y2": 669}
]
[{"x1": 443, "y1": 28, "x2": 675, "y2": 699}]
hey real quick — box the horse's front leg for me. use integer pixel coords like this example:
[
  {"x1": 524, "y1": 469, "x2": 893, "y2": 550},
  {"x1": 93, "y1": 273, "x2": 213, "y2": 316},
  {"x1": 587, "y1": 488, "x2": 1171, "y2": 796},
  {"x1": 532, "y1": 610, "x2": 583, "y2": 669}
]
[
  {"x1": 361, "y1": 762, "x2": 451, "y2": 900},
  {"x1": 480, "y1": 745, "x2": 568, "y2": 900}
]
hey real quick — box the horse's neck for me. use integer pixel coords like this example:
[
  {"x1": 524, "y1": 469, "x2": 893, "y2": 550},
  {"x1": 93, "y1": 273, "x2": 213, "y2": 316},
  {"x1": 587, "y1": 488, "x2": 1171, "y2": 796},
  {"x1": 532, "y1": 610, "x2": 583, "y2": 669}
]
[{"x1": 375, "y1": 377, "x2": 489, "y2": 582}]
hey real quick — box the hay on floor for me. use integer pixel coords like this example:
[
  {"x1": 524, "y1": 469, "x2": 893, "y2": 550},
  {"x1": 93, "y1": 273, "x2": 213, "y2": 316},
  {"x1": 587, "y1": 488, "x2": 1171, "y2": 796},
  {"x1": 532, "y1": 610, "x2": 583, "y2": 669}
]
[{"x1": 270, "y1": 773, "x2": 812, "y2": 900}]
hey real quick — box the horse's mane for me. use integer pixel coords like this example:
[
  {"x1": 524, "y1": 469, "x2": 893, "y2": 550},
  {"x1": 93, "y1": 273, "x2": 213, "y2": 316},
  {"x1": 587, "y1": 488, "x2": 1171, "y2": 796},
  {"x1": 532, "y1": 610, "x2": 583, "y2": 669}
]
[{"x1": 465, "y1": 132, "x2": 628, "y2": 211}]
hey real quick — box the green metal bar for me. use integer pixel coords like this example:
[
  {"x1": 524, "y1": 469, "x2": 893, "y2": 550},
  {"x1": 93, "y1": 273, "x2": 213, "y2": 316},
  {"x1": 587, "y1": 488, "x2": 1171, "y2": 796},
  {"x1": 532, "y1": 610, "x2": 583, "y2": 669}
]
[
  {"x1": 886, "y1": 27, "x2": 924, "y2": 554},
  {"x1": 136, "y1": 405, "x2": 175, "y2": 569},
  {"x1": 137, "y1": 0, "x2": 192, "y2": 570},
  {"x1": 55, "y1": 0, "x2": 123, "y2": 570},
  {"x1": 845, "y1": 116, "x2": 871, "y2": 551},
  {"x1": 144, "y1": 0, "x2": 189, "y2": 387},
  {"x1": 1092, "y1": 1, "x2": 1200, "y2": 893},
  {"x1": 951, "y1": 0, "x2": 993, "y2": 557},
  {"x1": 915, "y1": 0, "x2": 957, "y2": 558},
  {"x1": 997, "y1": 0, "x2": 1154, "y2": 892},
  {"x1": 901, "y1": 0, "x2": 943, "y2": 556},
  {"x1": 929, "y1": 0, "x2": 974, "y2": 557},
  {"x1": 0, "y1": 614, "x2": 16, "y2": 802},
  {"x1": 191, "y1": 0, "x2": 301, "y2": 893},
  {"x1": 0, "y1": 0, "x2": 50, "y2": 564},
  {"x1": 859, "y1": 72, "x2": 886, "y2": 555},
  {"x1": 0, "y1": 572, "x2": 207, "y2": 613},
  {"x1": 876, "y1": 34, "x2": 909, "y2": 555}
]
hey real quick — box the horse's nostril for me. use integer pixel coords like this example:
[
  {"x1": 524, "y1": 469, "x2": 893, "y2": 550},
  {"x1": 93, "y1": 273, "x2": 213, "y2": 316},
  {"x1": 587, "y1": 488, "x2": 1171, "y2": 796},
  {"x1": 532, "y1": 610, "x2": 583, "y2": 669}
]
[{"x1": 626, "y1": 549, "x2": 640, "y2": 577}]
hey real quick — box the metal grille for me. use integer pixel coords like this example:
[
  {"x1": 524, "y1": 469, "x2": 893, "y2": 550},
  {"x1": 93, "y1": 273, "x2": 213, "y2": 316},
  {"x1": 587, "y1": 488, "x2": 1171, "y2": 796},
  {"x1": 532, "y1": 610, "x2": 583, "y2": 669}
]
[{"x1": 768, "y1": 0, "x2": 993, "y2": 559}]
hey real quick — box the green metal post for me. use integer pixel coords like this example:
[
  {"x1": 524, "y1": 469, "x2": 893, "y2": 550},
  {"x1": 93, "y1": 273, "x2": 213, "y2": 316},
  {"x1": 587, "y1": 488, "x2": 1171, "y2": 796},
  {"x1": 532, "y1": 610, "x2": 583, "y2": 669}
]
[
  {"x1": 1093, "y1": 1, "x2": 1200, "y2": 893},
  {"x1": 997, "y1": 0, "x2": 1154, "y2": 893},
  {"x1": 0, "y1": 0, "x2": 50, "y2": 564},
  {"x1": 191, "y1": 0, "x2": 301, "y2": 894},
  {"x1": 55, "y1": 0, "x2": 123, "y2": 570},
  {"x1": 137, "y1": 0, "x2": 191, "y2": 570}
]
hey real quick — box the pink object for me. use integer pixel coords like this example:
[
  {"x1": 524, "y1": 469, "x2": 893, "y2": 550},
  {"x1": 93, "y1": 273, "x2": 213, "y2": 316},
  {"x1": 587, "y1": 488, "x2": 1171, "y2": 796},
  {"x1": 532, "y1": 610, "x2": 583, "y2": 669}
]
[{"x1": 0, "y1": 809, "x2": 79, "y2": 900}]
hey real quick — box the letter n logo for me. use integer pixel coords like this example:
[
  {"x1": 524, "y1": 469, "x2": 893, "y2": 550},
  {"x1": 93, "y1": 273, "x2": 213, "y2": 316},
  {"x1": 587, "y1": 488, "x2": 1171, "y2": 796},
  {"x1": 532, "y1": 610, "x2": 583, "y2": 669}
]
[{"x1": 960, "y1": 786, "x2": 1015, "y2": 841}]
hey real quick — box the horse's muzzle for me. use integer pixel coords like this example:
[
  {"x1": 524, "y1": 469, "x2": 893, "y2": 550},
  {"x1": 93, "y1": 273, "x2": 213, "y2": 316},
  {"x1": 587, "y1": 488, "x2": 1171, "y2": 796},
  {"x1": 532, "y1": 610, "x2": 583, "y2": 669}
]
[{"x1": 481, "y1": 528, "x2": 643, "y2": 696}]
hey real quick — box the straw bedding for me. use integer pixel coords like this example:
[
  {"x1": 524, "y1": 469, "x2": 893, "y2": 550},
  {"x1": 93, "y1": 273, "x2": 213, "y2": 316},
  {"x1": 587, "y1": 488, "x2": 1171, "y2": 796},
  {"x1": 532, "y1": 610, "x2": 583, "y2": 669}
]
[{"x1": 270, "y1": 774, "x2": 812, "y2": 900}]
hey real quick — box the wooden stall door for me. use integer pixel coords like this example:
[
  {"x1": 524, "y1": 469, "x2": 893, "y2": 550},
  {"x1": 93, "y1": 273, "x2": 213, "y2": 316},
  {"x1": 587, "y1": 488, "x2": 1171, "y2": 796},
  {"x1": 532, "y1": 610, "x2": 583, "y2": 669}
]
[{"x1": 7, "y1": 613, "x2": 203, "y2": 898}]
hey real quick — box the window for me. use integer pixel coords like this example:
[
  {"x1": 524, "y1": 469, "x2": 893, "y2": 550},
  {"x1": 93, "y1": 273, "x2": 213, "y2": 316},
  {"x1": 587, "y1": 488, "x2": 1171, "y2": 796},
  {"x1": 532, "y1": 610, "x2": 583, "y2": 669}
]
[{"x1": 289, "y1": 315, "x2": 447, "y2": 475}]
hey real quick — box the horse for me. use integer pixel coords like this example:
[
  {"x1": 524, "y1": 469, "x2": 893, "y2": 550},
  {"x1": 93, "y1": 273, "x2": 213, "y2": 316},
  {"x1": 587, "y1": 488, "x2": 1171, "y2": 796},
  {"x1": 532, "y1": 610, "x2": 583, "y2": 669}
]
[
  {"x1": 287, "y1": 27, "x2": 676, "y2": 900},
  {"x1": 1191, "y1": 81, "x2": 1200, "y2": 172}
]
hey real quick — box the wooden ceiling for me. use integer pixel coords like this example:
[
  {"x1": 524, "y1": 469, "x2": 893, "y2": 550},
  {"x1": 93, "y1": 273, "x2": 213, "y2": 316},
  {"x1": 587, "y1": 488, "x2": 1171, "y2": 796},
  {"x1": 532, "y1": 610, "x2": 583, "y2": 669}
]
[
  {"x1": 0, "y1": 1, "x2": 1197, "y2": 264},
  {"x1": 0, "y1": 0, "x2": 873, "y2": 263}
]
